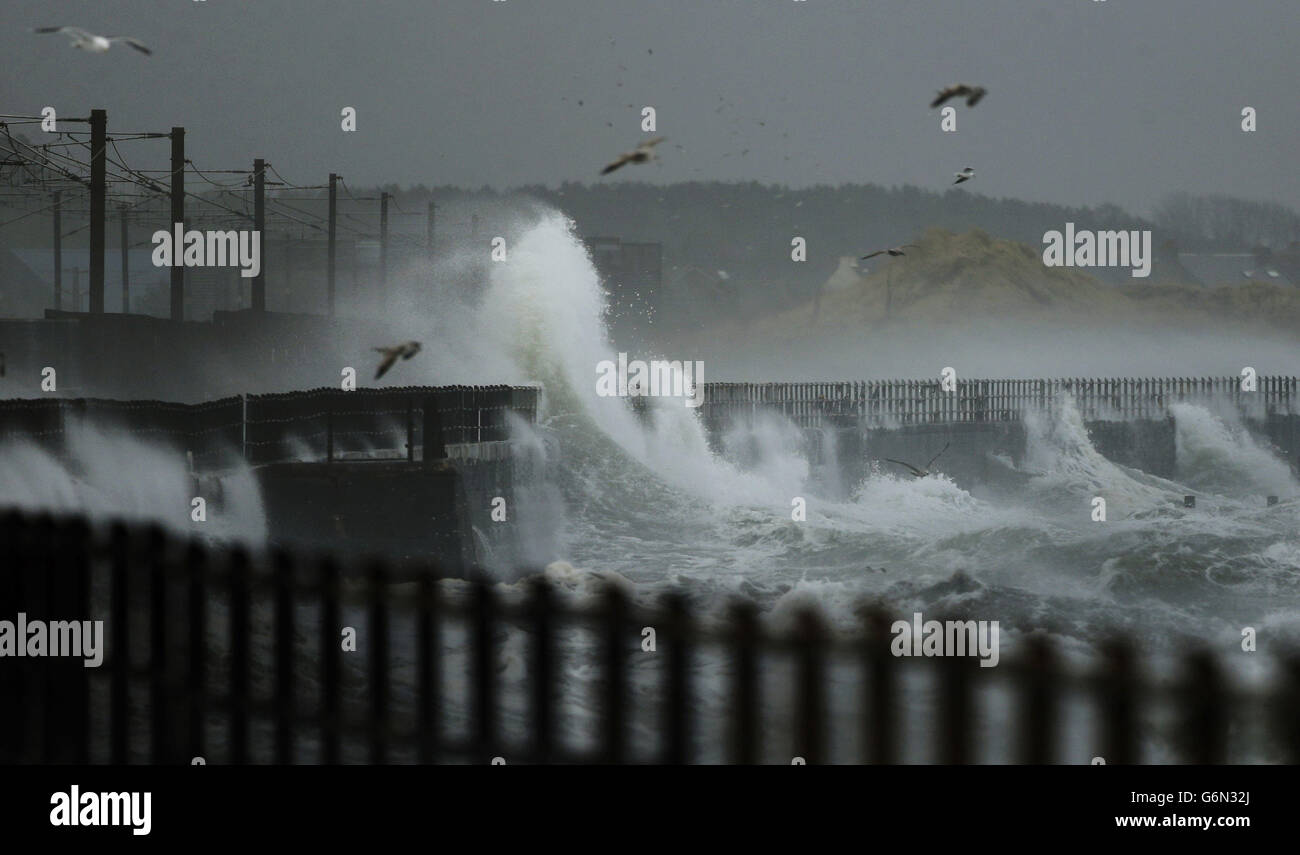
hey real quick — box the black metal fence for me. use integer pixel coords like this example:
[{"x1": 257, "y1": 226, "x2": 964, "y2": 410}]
[
  {"x1": 3, "y1": 511, "x2": 1298, "y2": 764},
  {"x1": 0, "y1": 385, "x2": 540, "y2": 470}
]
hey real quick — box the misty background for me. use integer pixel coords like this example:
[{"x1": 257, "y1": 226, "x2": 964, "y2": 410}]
[{"x1": 2, "y1": 0, "x2": 1298, "y2": 381}]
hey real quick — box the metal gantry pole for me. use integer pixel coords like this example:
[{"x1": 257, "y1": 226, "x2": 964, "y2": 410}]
[
  {"x1": 88, "y1": 109, "x2": 106, "y2": 314},
  {"x1": 169, "y1": 127, "x2": 185, "y2": 321},
  {"x1": 252, "y1": 158, "x2": 266, "y2": 312},
  {"x1": 119, "y1": 205, "x2": 130, "y2": 313},
  {"x1": 52, "y1": 190, "x2": 62, "y2": 311},
  {"x1": 327, "y1": 173, "x2": 338, "y2": 316},
  {"x1": 380, "y1": 191, "x2": 389, "y2": 308}
]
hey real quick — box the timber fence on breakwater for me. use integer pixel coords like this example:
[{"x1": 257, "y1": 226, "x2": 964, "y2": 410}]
[{"x1": 698, "y1": 376, "x2": 1297, "y2": 431}]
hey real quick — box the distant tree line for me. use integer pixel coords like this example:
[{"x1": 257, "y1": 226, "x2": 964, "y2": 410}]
[{"x1": 1151, "y1": 192, "x2": 1300, "y2": 252}]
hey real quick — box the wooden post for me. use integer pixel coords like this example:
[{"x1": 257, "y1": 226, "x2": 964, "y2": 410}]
[
  {"x1": 794, "y1": 608, "x2": 825, "y2": 764},
  {"x1": 1100, "y1": 639, "x2": 1137, "y2": 764},
  {"x1": 109, "y1": 525, "x2": 130, "y2": 763},
  {"x1": 229, "y1": 549, "x2": 250, "y2": 764},
  {"x1": 417, "y1": 575, "x2": 441, "y2": 763},
  {"x1": 369, "y1": 563, "x2": 389, "y2": 764},
  {"x1": 1017, "y1": 635, "x2": 1056, "y2": 763},
  {"x1": 325, "y1": 395, "x2": 334, "y2": 463},
  {"x1": 1181, "y1": 650, "x2": 1225, "y2": 763},
  {"x1": 865, "y1": 609, "x2": 895, "y2": 764},
  {"x1": 423, "y1": 396, "x2": 446, "y2": 461},
  {"x1": 729, "y1": 602, "x2": 759, "y2": 764},
  {"x1": 530, "y1": 579, "x2": 555, "y2": 764},
  {"x1": 601, "y1": 585, "x2": 628, "y2": 763},
  {"x1": 320, "y1": 559, "x2": 341, "y2": 764},
  {"x1": 406, "y1": 398, "x2": 414, "y2": 462},
  {"x1": 661, "y1": 593, "x2": 690, "y2": 764},
  {"x1": 270, "y1": 551, "x2": 294, "y2": 764}
]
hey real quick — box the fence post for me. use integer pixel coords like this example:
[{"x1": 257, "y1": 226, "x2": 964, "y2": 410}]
[
  {"x1": 794, "y1": 608, "x2": 825, "y2": 764},
  {"x1": 661, "y1": 592, "x2": 691, "y2": 764},
  {"x1": 600, "y1": 584, "x2": 629, "y2": 764},
  {"x1": 148, "y1": 526, "x2": 171, "y2": 763},
  {"x1": 325, "y1": 393, "x2": 335, "y2": 463},
  {"x1": 530, "y1": 578, "x2": 555, "y2": 764},
  {"x1": 865, "y1": 609, "x2": 896, "y2": 764},
  {"x1": 729, "y1": 601, "x2": 759, "y2": 764},
  {"x1": 939, "y1": 642, "x2": 974, "y2": 764},
  {"x1": 1279, "y1": 655, "x2": 1300, "y2": 764},
  {"x1": 1180, "y1": 649, "x2": 1225, "y2": 763},
  {"x1": 320, "y1": 558, "x2": 341, "y2": 764},
  {"x1": 229, "y1": 548, "x2": 251, "y2": 765},
  {"x1": 369, "y1": 561, "x2": 390, "y2": 764},
  {"x1": 274, "y1": 550, "x2": 295, "y2": 765},
  {"x1": 1017, "y1": 635, "x2": 1056, "y2": 764},
  {"x1": 417, "y1": 574, "x2": 442, "y2": 763},
  {"x1": 186, "y1": 541, "x2": 207, "y2": 762},
  {"x1": 472, "y1": 575, "x2": 497, "y2": 763},
  {"x1": 423, "y1": 395, "x2": 446, "y2": 461},
  {"x1": 45, "y1": 517, "x2": 91, "y2": 763},
  {"x1": 406, "y1": 398, "x2": 415, "y2": 462},
  {"x1": 110, "y1": 523, "x2": 130, "y2": 764},
  {"x1": 1099, "y1": 638, "x2": 1138, "y2": 764}
]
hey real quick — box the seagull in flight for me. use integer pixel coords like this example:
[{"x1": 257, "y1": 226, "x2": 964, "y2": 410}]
[
  {"x1": 930, "y1": 84, "x2": 986, "y2": 108},
  {"x1": 601, "y1": 137, "x2": 666, "y2": 175},
  {"x1": 884, "y1": 441, "x2": 950, "y2": 478},
  {"x1": 33, "y1": 27, "x2": 152, "y2": 55},
  {"x1": 862, "y1": 245, "x2": 918, "y2": 260},
  {"x1": 373, "y1": 341, "x2": 421, "y2": 379},
  {"x1": 953, "y1": 167, "x2": 975, "y2": 185}
]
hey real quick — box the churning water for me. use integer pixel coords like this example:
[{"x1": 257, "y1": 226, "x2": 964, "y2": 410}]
[{"x1": 5, "y1": 208, "x2": 1298, "y2": 763}]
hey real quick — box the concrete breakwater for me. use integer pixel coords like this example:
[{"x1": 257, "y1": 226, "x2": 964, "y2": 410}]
[{"x1": 0, "y1": 385, "x2": 543, "y2": 576}]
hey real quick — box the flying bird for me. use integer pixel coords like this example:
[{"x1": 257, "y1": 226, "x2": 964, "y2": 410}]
[
  {"x1": 953, "y1": 167, "x2": 975, "y2": 185},
  {"x1": 33, "y1": 27, "x2": 151, "y2": 55},
  {"x1": 373, "y1": 341, "x2": 421, "y2": 380},
  {"x1": 930, "y1": 84, "x2": 986, "y2": 108},
  {"x1": 600, "y1": 137, "x2": 666, "y2": 175},
  {"x1": 884, "y1": 442, "x2": 950, "y2": 478},
  {"x1": 862, "y1": 245, "x2": 918, "y2": 260}
]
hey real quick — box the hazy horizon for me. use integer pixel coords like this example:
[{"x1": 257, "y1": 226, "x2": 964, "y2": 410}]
[{"x1": 4, "y1": 0, "x2": 1298, "y2": 216}]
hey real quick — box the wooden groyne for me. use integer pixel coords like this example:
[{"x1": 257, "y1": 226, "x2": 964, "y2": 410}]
[
  {"x1": 700, "y1": 376, "x2": 1298, "y2": 431},
  {"x1": 700, "y1": 377, "x2": 1299, "y2": 488}
]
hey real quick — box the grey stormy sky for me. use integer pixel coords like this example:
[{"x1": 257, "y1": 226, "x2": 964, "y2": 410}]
[{"x1": 4, "y1": 0, "x2": 1297, "y2": 215}]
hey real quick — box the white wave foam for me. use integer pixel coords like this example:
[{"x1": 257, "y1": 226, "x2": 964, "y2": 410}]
[
  {"x1": 0, "y1": 424, "x2": 265, "y2": 543},
  {"x1": 1172, "y1": 402, "x2": 1296, "y2": 499}
]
